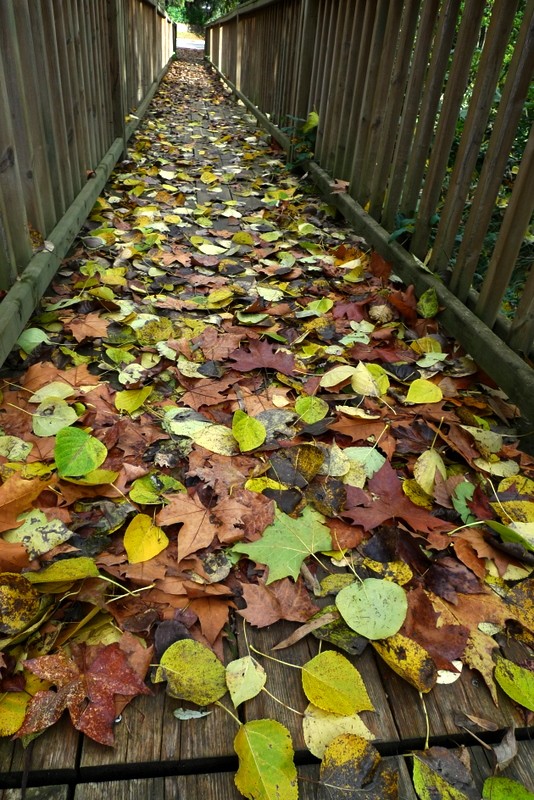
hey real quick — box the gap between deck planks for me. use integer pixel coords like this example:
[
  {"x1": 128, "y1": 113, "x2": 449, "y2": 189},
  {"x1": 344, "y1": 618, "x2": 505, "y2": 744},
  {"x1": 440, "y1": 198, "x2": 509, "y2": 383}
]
[{"x1": 2, "y1": 743, "x2": 534, "y2": 799}]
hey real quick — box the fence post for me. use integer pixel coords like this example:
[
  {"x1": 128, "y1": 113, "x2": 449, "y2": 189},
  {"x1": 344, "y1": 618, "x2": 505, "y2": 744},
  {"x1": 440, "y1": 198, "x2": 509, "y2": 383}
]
[{"x1": 108, "y1": 0, "x2": 127, "y2": 158}]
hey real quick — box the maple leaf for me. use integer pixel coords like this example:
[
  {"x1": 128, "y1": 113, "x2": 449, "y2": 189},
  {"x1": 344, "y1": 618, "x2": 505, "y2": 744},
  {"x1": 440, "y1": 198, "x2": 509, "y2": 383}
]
[
  {"x1": 232, "y1": 506, "x2": 332, "y2": 583},
  {"x1": 239, "y1": 578, "x2": 319, "y2": 628},
  {"x1": 18, "y1": 643, "x2": 151, "y2": 745},
  {"x1": 342, "y1": 461, "x2": 453, "y2": 534},
  {"x1": 228, "y1": 339, "x2": 297, "y2": 376},
  {"x1": 156, "y1": 492, "x2": 221, "y2": 561}
]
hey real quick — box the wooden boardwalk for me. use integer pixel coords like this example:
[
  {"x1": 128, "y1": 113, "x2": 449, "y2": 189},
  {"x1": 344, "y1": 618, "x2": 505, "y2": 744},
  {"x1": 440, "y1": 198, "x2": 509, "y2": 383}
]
[{"x1": 1, "y1": 49, "x2": 533, "y2": 799}]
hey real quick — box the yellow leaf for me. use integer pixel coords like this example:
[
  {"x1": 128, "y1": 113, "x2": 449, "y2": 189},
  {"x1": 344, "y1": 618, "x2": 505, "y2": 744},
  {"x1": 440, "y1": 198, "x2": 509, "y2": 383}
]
[
  {"x1": 155, "y1": 639, "x2": 227, "y2": 705},
  {"x1": 350, "y1": 362, "x2": 381, "y2": 397},
  {"x1": 200, "y1": 170, "x2": 219, "y2": 184},
  {"x1": 413, "y1": 449, "x2": 447, "y2": 495},
  {"x1": 301, "y1": 651, "x2": 374, "y2": 715},
  {"x1": 490, "y1": 500, "x2": 534, "y2": 524},
  {"x1": 0, "y1": 573, "x2": 41, "y2": 635},
  {"x1": 234, "y1": 719, "x2": 297, "y2": 800},
  {"x1": 402, "y1": 478, "x2": 433, "y2": 509},
  {"x1": 372, "y1": 632, "x2": 437, "y2": 692},
  {"x1": 124, "y1": 514, "x2": 169, "y2": 563},
  {"x1": 24, "y1": 557, "x2": 100, "y2": 584},
  {"x1": 406, "y1": 379, "x2": 443, "y2": 404},
  {"x1": 320, "y1": 365, "x2": 357, "y2": 388},
  {"x1": 303, "y1": 703, "x2": 374, "y2": 759},
  {"x1": 0, "y1": 690, "x2": 30, "y2": 736}
]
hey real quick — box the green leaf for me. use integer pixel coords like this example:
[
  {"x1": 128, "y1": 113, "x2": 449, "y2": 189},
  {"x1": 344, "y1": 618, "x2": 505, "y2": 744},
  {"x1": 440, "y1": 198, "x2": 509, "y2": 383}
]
[
  {"x1": 54, "y1": 428, "x2": 108, "y2": 478},
  {"x1": 28, "y1": 382, "x2": 76, "y2": 403},
  {"x1": 336, "y1": 578, "x2": 408, "y2": 640},
  {"x1": 32, "y1": 399, "x2": 78, "y2": 437},
  {"x1": 494, "y1": 656, "x2": 534, "y2": 711},
  {"x1": 115, "y1": 386, "x2": 153, "y2": 414},
  {"x1": 0, "y1": 435, "x2": 33, "y2": 461},
  {"x1": 487, "y1": 520, "x2": 534, "y2": 553},
  {"x1": 234, "y1": 719, "x2": 297, "y2": 800},
  {"x1": 232, "y1": 507, "x2": 332, "y2": 584},
  {"x1": 154, "y1": 639, "x2": 227, "y2": 705},
  {"x1": 416, "y1": 288, "x2": 439, "y2": 318},
  {"x1": 302, "y1": 110, "x2": 319, "y2": 133},
  {"x1": 295, "y1": 396, "x2": 329, "y2": 424},
  {"x1": 3, "y1": 510, "x2": 74, "y2": 558},
  {"x1": 226, "y1": 656, "x2": 266, "y2": 707},
  {"x1": 301, "y1": 651, "x2": 374, "y2": 715},
  {"x1": 232, "y1": 410, "x2": 267, "y2": 452},
  {"x1": 16, "y1": 328, "x2": 52, "y2": 354},
  {"x1": 343, "y1": 447, "x2": 386, "y2": 479},
  {"x1": 25, "y1": 557, "x2": 100, "y2": 584},
  {"x1": 483, "y1": 777, "x2": 534, "y2": 800},
  {"x1": 413, "y1": 747, "x2": 478, "y2": 799}
]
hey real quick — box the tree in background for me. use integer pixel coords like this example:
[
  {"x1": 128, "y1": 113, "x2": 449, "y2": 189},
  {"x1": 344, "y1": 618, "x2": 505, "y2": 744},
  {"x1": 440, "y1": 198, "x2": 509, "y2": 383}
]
[{"x1": 165, "y1": 0, "x2": 242, "y2": 26}]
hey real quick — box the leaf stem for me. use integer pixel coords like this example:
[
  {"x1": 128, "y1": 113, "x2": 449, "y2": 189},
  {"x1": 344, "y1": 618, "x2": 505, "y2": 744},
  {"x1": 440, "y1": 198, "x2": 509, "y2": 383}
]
[
  {"x1": 261, "y1": 687, "x2": 304, "y2": 717},
  {"x1": 419, "y1": 691, "x2": 430, "y2": 750},
  {"x1": 249, "y1": 645, "x2": 301, "y2": 670}
]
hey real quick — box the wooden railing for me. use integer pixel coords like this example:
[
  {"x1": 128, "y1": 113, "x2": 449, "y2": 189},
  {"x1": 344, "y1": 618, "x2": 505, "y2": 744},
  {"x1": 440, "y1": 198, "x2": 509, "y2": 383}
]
[
  {"x1": 206, "y1": 0, "x2": 534, "y2": 358},
  {"x1": 0, "y1": 0, "x2": 175, "y2": 363}
]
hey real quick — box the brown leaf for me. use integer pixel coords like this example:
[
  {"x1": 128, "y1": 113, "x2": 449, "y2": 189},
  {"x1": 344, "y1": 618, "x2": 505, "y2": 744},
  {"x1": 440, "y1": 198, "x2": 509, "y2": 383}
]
[{"x1": 229, "y1": 339, "x2": 296, "y2": 376}]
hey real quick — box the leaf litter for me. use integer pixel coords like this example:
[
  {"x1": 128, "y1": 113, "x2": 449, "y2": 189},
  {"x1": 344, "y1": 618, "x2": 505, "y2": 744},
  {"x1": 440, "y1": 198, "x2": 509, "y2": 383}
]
[{"x1": 0, "y1": 48, "x2": 533, "y2": 796}]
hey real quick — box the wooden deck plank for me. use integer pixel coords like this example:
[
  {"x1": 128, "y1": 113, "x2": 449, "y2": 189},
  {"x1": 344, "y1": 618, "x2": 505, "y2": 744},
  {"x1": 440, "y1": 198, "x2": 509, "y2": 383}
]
[
  {"x1": 3, "y1": 716, "x2": 79, "y2": 776},
  {"x1": 470, "y1": 739, "x2": 534, "y2": 792},
  {"x1": 1, "y1": 789, "x2": 69, "y2": 800},
  {"x1": 75, "y1": 779, "x2": 165, "y2": 799},
  {"x1": 374, "y1": 657, "x2": 527, "y2": 743}
]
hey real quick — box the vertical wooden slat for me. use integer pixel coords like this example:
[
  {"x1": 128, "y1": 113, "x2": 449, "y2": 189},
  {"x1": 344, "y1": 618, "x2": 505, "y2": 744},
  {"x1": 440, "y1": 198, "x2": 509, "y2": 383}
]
[
  {"x1": 108, "y1": 0, "x2": 128, "y2": 158},
  {"x1": 53, "y1": 0, "x2": 83, "y2": 198},
  {"x1": 399, "y1": 0, "x2": 461, "y2": 218},
  {"x1": 409, "y1": 0, "x2": 486, "y2": 260},
  {"x1": 476, "y1": 121, "x2": 534, "y2": 332},
  {"x1": 307, "y1": 0, "x2": 329, "y2": 111},
  {"x1": 315, "y1": 0, "x2": 351, "y2": 168},
  {"x1": 430, "y1": 0, "x2": 519, "y2": 278},
  {"x1": 450, "y1": 0, "x2": 534, "y2": 300},
  {"x1": 359, "y1": 1, "x2": 404, "y2": 205},
  {"x1": 382, "y1": 0, "x2": 442, "y2": 229},
  {"x1": 348, "y1": 0, "x2": 389, "y2": 202},
  {"x1": 368, "y1": 0, "x2": 421, "y2": 220},
  {"x1": 337, "y1": 0, "x2": 377, "y2": 178},
  {"x1": 0, "y1": 3, "x2": 48, "y2": 235}
]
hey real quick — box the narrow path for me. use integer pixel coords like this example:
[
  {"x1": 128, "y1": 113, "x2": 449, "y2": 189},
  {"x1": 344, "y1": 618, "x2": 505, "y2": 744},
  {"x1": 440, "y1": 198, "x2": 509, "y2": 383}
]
[{"x1": 1, "y1": 50, "x2": 533, "y2": 799}]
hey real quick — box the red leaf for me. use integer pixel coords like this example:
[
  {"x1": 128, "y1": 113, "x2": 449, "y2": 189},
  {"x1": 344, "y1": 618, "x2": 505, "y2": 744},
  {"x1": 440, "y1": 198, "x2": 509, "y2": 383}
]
[
  {"x1": 228, "y1": 340, "x2": 296, "y2": 376},
  {"x1": 18, "y1": 643, "x2": 151, "y2": 745}
]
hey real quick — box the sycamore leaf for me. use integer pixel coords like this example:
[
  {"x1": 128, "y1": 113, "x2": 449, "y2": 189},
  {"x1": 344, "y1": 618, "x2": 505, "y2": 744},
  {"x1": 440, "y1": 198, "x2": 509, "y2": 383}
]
[
  {"x1": 412, "y1": 747, "x2": 479, "y2": 800},
  {"x1": 232, "y1": 507, "x2": 332, "y2": 584},
  {"x1": 0, "y1": 573, "x2": 41, "y2": 634},
  {"x1": 32, "y1": 398, "x2": 78, "y2": 437},
  {"x1": 336, "y1": 578, "x2": 407, "y2": 640},
  {"x1": 54, "y1": 428, "x2": 107, "y2": 478},
  {"x1": 124, "y1": 514, "x2": 169, "y2": 563},
  {"x1": 406, "y1": 379, "x2": 443, "y2": 404},
  {"x1": 234, "y1": 719, "x2": 298, "y2": 800},
  {"x1": 301, "y1": 650, "x2": 374, "y2": 715},
  {"x1": 302, "y1": 703, "x2": 374, "y2": 759},
  {"x1": 232, "y1": 410, "x2": 267, "y2": 452},
  {"x1": 155, "y1": 640, "x2": 227, "y2": 705},
  {"x1": 494, "y1": 656, "x2": 534, "y2": 711},
  {"x1": 18, "y1": 643, "x2": 151, "y2": 746},
  {"x1": 320, "y1": 734, "x2": 398, "y2": 799},
  {"x1": 226, "y1": 656, "x2": 266, "y2": 707}
]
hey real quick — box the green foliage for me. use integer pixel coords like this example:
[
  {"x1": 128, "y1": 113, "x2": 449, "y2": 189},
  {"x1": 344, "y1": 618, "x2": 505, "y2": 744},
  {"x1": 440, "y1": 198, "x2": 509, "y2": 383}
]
[{"x1": 165, "y1": 0, "x2": 242, "y2": 26}]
